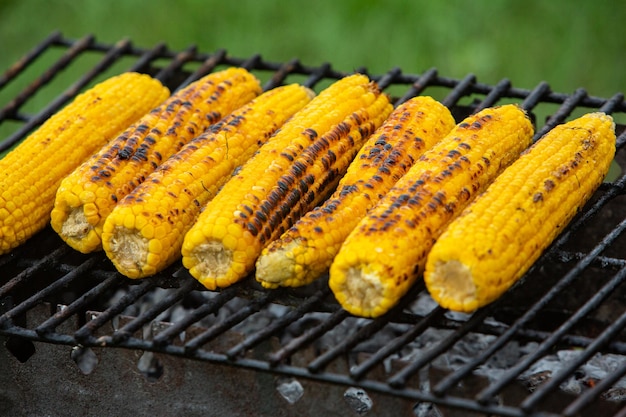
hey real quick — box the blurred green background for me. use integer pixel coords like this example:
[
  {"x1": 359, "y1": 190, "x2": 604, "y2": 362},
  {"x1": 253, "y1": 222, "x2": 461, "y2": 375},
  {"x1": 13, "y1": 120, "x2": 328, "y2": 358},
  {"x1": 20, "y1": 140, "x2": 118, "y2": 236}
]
[{"x1": 1, "y1": 0, "x2": 625, "y2": 143}]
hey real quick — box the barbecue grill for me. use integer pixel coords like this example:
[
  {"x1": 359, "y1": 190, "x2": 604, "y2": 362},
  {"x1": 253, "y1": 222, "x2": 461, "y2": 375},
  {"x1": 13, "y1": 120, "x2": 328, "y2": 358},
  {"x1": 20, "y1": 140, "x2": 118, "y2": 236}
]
[{"x1": 2, "y1": 32, "x2": 626, "y2": 417}]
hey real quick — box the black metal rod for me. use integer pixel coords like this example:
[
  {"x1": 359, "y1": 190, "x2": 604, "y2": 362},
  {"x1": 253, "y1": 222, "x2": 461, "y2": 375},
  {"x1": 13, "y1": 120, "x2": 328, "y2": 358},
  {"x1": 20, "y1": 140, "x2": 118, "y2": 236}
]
[
  {"x1": 302, "y1": 62, "x2": 332, "y2": 89},
  {"x1": 395, "y1": 67, "x2": 438, "y2": 105},
  {"x1": 473, "y1": 78, "x2": 512, "y2": 112},
  {"x1": 268, "y1": 308, "x2": 350, "y2": 366},
  {"x1": 0, "y1": 245, "x2": 68, "y2": 298},
  {"x1": 109, "y1": 277, "x2": 198, "y2": 344},
  {"x1": 0, "y1": 30, "x2": 63, "y2": 90},
  {"x1": 0, "y1": 37, "x2": 133, "y2": 153},
  {"x1": 35, "y1": 269, "x2": 120, "y2": 335},
  {"x1": 521, "y1": 308, "x2": 626, "y2": 413},
  {"x1": 127, "y1": 42, "x2": 168, "y2": 74},
  {"x1": 262, "y1": 58, "x2": 301, "y2": 91},
  {"x1": 562, "y1": 357, "x2": 626, "y2": 416},
  {"x1": 433, "y1": 264, "x2": 626, "y2": 397},
  {"x1": 350, "y1": 306, "x2": 446, "y2": 380},
  {"x1": 531, "y1": 87, "x2": 588, "y2": 141},
  {"x1": 307, "y1": 283, "x2": 426, "y2": 374},
  {"x1": 441, "y1": 73, "x2": 476, "y2": 108},
  {"x1": 520, "y1": 81, "x2": 551, "y2": 112},
  {"x1": 183, "y1": 291, "x2": 276, "y2": 353},
  {"x1": 0, "y1": 255, "x2": 99, "y2": 328},
  {"x1": 176, "y1": 49, "x2": 227, "y2": 91},
  {"x1": 475, "y1": 214, "x2": 626, "y2": 404},
  {"x1": 375, "y1": 66, "x2": 402, "y2": 91},
  {"x1": 387, "y1": 305, "x2": 493, "y2": 388},
  {"x1": 152, "y1": 286, "x2": 239, "y2": 347},
  {"x1": 226, "y1": 288, "x2": 330, "y2": 359},
  {"x1": 153, "y1": 44, "x2": 197, "y2": 85},
  {"x1": 0, "y1": 34, "x2": 95, "y2": 121},
  {"x1": 74, "y1": 278, "x2": 156, "y2": 343}
]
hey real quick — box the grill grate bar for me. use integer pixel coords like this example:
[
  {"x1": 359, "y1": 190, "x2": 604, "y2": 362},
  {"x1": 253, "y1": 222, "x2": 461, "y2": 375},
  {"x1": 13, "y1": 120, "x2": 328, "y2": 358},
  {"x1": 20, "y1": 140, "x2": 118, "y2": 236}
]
[
  {"x1": 395, "y1": 66, "x2": 438, "y2": 105},
  {"x1": 563, "y1": 356, "x2": 626, "y2": 416},
  {"x1": 127, "y1": 42, "x2": 168, "y2": 74},
  {"x1": 0, "y1": 245, "x2": 68, "y2": 297},
  {"x1": 107, "y1": 277, "x2": 198, "y2": 344},
  {"x1": 151, "y1": 285, "x2": 239, "y2": 347},
  {"x1": 262, "y1": 58, "x2": 301, "y2": 91},
  {"x1": 74, "y1": 278, "x2": 157, "y2": 343},
  {"x1": 441, "y1": 73, "x2": 476, "y2": 108},
  {"x1": 520, "y1": 81, "x2": 551, "y2": 113},
  {"x1": 225, "y1": 287, "x2": 330, "y2": 359},
  {"x1": 476, "y1": 214, "x2": 626, "y2": 403},
  {"x1": 153, "y1": 44, "x2": 198, "y2": 84},
  {"x1": 532, "y1": 87, "x2": 588, "y2": 141},
  {"x1": 387, "y1": 303, "x2": 494, "y2": 388},
  {"x1": 0, "y1": 37, "x2": 132, "y2": 153},
  {"x1": 306, "y1": 283, "x2": 424, "y2": 374},
  {"x1": 0, "y1": 31, "x2": 63, "y2": 89},
  {"x1": 184, "y1": 291, "x2": 277, "y2": 353},
  {"x1": 268, "y1": 307, "x2": 350, "y2": 366},
  {"x1": 0, "y1": 254, "x2": 100, "y2": 328},
  {"x1": 474, "y1": 78, "x2": 512, "y2": 112},
  {"x1": 34, "y1": 267, "x2": 121, "y2": 336},
  {"x1": 174, "y1": 48, "x2": 227, "y2": 91},
  {"x1": 433, "y1": 264, "x2": 626, "y2": 397},
  {"x1": 521, "y1": 308, "x2": 626, "y2": 413},
  {"x1": 350, "y1": 305, "x2": 447, "y2": 380},
  {"x1": 0, "y1": 34, "x2": 95, "y2": 121}
]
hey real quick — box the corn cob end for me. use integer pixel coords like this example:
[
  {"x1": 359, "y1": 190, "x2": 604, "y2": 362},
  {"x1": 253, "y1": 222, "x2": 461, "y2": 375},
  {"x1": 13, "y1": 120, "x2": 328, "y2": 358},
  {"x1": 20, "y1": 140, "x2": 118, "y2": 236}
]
[
  {"x1": 182, "y1": 239, "x2": 237, "y2": 290},
  {"x1": 104, "y1": 224, "x2": 154, "y2": 279},
  {"x1": 425, "y1": 259, "x2": 479, "y2": 312},
  {"x1": 329, "y1": 263, "x2": 398, "y2": 318},
  {"x1": 51, "y1": 206, "x2": 100, "y2": 252},
  {"x1": 256, "y1": 237, "x2": 309, "y2": 289}
]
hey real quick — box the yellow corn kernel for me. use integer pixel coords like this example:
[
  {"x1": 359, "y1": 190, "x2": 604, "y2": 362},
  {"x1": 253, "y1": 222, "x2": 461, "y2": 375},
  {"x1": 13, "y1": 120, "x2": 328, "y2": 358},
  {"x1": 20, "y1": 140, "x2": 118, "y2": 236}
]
[
  {"x1": 424, "y1": 112, "x2": 616, "y2": 313},
  {"x1": 0, "y1": 72, "x2": 169, "y2": 255},
  {"x1": 102, "y1": 84, "x2": 315, "y2": 278},
  {"x1": 51, "y1": 67, "x2": 261, "y2": 253},
  {"x1": 329, "y1": 104, "x2": 534, "y2": 318},
  {"x1": 182, "y1": 74, "x2": 393, "y2": 290},
  {"x1": 256, "y1": 96, "x2": 456, "y2": 289}
]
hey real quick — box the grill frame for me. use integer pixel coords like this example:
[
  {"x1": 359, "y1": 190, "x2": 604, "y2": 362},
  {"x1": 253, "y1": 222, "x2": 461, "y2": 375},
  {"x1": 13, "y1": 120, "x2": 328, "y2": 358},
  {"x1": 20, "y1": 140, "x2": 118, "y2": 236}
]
[{"x1": 2, "y1": 32, "x2": 626, "y2": 417}]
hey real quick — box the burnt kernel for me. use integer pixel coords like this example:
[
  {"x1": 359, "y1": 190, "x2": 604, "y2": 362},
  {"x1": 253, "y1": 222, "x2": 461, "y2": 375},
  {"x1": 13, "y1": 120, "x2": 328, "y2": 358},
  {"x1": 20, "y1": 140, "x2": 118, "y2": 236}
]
[
  {"x1": 459, "y1": 142, "x2": 471, "y2": 150},
  {"x1": 156, "y1": 213, "x2": 164, "y2": 219},
  {"x1": 459, "y1": 122, "x2": 470, "y2": 128},
  {"x1": 304, "y1": 128, "x2": 318, "y2": 139},
  {"x1": 98, "y1": 170, "x2": 111, "y2": 178},
  {"x1": 544, "y1": 179, "x2": 555, "y2": 191},
  {"x1": 372, "y1": 175, "x2": 383, "y2": 182},
  {"x1": 247, "y1": 222, "x2": 259, "y2": 236},
  {"x1": 91, "y1": 175, "x2": 101, "y2": 182},
  {"x1": 533, "y1": 192, "x2": 544, "y2": 203},
  {"x1": 313, "y1": 226, "x2": 323, "y2": 234},
  {"x1": 471, "y1": 121, "x2": 482, "y2": 129},
  {"x1": 118, "y1": 148, "x2": 132, "y2": 159},
  {"x1": 154, "y1": 151, "x2": 163, "y2": 161},
  {"x1": 144, "y1": 135, "x2": 157, "y2": 145},
  {"x1": 111, "y1": 194, "x2": 118, "y2": 203}
]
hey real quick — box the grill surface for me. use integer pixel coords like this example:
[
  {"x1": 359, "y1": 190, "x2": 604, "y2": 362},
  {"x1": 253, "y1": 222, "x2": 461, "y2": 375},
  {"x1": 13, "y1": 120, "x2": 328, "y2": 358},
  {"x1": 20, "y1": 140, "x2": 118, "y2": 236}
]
[{"x1": 2, "y1": 32, "x2": 626, "y2": 417}]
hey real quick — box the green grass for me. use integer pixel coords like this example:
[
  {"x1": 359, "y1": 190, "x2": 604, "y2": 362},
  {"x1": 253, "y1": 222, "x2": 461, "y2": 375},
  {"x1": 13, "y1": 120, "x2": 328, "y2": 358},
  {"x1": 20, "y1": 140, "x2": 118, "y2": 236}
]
[{"x1": 1, "y1": 0, "x2": 626, "y2": 145}]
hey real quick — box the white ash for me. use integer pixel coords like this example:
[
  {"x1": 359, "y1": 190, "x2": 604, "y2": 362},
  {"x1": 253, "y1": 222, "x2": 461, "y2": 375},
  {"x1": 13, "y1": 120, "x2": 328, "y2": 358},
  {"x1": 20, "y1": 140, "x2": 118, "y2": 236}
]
[
  {"x1": 343, "y1": 387, "x2": 373, "y2": 415},
  {"x1": 275, "y1": 377, "x2": 304, "y2": 404}
]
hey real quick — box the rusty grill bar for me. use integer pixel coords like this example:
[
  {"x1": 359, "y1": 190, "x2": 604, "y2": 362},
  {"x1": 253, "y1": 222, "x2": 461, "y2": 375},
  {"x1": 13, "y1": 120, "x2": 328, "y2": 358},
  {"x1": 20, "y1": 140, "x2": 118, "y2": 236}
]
[{"x1": 2, "y1": 32, "x2": 626, "y2": 417}]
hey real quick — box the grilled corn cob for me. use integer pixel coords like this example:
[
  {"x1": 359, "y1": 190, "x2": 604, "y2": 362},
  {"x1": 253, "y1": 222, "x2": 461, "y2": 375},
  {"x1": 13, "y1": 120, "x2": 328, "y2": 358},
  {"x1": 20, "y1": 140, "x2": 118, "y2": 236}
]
[
  {"x1": 256, "y1": 96, "x2": 456, "y2": 288},
  {"x1": 51, "y1": 67, "x2": 261, "y2": 253},
  {"x1": 424, "y1": 112, "x2": 616, "y2": 313},
  {"x1": 329, "y1": 104, "x2": 534, "y2": 318},
  {"x1": 0, "y1": 72, "x2": 169, "y2": 255},
  {"x1": 182, "y1": 74, "x2": 393, "y2": 290},
  {"x1": 102, "y1": 84, "x2": 315, "y2": 278}
]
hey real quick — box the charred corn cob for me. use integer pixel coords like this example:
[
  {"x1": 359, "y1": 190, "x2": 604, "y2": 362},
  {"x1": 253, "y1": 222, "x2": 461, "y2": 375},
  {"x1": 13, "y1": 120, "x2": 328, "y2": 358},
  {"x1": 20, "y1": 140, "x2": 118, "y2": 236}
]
[
  {"x1": 0, "y1": 72, "x2": 169, "y2": 255},
  {"x1": 329, "y1": 104, "x2": 535, "y2": 318},
  {"x1": 182, "y1": 74, "x2": 393, "y2": 290},
  {"x1": 424, "y1": 112, "x2": 616, "y2": 313},
  {"x1": 51, "y1": 67, "x2": 261, "y2": 253},
  {"x1": 256, "y1": 96, "x2": 456, "y2": 289},
  {"x1": 102, "y1": 84, "x2": 315, "y2": 278}
]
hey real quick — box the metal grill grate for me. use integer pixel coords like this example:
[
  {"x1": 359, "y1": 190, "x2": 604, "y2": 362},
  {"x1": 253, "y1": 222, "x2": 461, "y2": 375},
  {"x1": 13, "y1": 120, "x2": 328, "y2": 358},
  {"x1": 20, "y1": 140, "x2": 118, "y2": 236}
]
[{"x1": 2, "y1": 32, "x2": 626, "y2": 417}]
